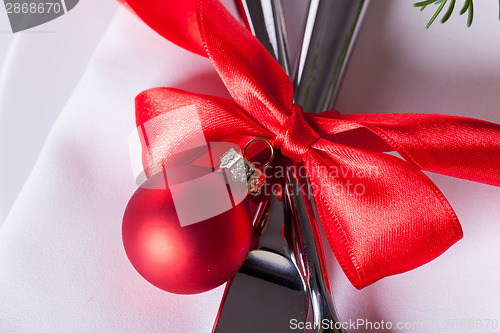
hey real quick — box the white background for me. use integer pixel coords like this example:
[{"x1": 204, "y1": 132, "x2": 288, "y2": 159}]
[{"x1": 0, "y1": 0, "x2": 499, "y2": 332}]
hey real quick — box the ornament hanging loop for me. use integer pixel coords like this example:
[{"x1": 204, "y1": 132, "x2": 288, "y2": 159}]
[
  {"x1": 243, "y1": 138, "x2": 274, "y2": 169},
  {"x1": 219, "y1": 138, "x2": 273, "y2": 194}
]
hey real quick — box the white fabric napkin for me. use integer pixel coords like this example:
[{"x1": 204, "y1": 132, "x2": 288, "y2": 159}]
[
  {"x1": 1, "y1": 0, "x2": 499, "y2": 332},
  {"x1": 0, "y1": 0, "x2": 118, "y2": 224}
]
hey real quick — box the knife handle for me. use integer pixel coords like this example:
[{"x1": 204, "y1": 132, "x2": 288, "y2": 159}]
[{"x1": 284, "y1": 166, "x2": 347, "y2": 333}]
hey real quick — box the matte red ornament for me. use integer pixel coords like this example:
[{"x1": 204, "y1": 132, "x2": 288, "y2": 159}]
[{"x1": 122, "y1": 167, "x2": 253, "y2": 294}]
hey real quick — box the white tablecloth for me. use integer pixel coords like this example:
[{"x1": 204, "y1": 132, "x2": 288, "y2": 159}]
[{"x1": 1, "y1": 0, "x2": 499, "y2": 332}]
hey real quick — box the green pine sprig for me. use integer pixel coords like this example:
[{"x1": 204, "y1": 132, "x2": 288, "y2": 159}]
[{"x1": 413, "y1": 0, "x2": 500, "y2": 28}]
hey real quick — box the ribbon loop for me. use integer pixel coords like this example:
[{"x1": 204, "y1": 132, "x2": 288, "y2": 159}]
[{"x1": 274, "y1": 104, "x2": 320, "y2": 162}]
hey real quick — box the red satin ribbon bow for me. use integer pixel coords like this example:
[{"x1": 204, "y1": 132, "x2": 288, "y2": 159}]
[{"x1": 119, "y1": 0, "x2": 500, "y2": 289}]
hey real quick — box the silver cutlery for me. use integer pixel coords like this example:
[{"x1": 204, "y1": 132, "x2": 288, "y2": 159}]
[{"x1": 213, "y1": 0, "x2": 369, "y2": 332}]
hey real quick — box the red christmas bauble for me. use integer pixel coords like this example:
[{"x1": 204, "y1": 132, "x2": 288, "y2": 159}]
[{"x1": 122, "y1": 166, "x2": 253, "y2": 294}]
